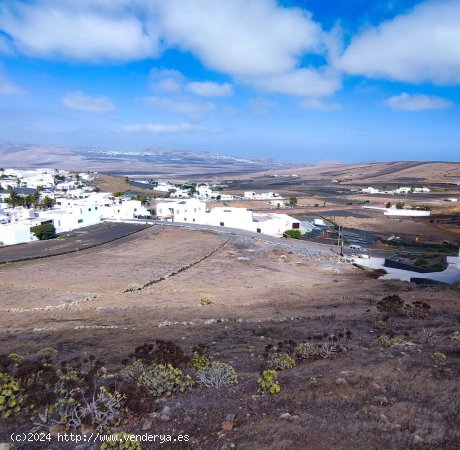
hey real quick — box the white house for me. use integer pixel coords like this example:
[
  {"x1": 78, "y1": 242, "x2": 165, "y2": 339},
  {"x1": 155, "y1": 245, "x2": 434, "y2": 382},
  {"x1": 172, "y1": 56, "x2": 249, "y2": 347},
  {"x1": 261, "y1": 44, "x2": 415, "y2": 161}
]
[
  {"x1": 243, "y1": 191, "x2": 282, "y2": 200},
  {"x1": 156, "y1": 199, "x2": 206, "y2": 222},
  {"x1": 362, "y1": 187, "x2": 380, "y2": 194},
  {"x1": 394, "y1": 187, "x2": 411, "y2": 194}
]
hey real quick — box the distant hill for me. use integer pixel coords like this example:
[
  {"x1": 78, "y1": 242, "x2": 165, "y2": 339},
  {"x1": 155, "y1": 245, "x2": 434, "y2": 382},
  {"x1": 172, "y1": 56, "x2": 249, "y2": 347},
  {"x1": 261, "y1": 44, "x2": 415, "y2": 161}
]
[{"x1": 0, "y1": 142, "x2": 290, "y2": 178}]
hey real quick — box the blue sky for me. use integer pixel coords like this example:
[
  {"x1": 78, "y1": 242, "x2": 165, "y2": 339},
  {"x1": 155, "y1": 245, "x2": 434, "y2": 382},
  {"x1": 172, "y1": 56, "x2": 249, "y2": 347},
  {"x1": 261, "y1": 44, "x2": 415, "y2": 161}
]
[{"x1": 0, "y1": 0, "x2": 459, "y2": 163}]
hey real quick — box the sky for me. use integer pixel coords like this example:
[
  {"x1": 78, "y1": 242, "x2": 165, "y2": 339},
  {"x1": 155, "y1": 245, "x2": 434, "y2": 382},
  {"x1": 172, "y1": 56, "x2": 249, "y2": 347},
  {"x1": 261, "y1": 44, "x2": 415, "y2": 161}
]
[{"x1": 0, "y1": 0, "x2": 459, "y2": 163}]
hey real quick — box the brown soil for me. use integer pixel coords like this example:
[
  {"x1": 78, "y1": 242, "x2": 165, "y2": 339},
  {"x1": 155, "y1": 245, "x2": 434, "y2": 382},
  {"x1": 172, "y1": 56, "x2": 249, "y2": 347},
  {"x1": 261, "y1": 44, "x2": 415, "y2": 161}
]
[{"x1": 0, "y1": 226, "x2": 459, "y2": 449}]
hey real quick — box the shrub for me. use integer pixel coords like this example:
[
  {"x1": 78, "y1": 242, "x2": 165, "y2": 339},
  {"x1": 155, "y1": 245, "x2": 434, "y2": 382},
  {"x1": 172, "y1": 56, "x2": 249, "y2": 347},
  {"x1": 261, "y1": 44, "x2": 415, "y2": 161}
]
[
  {"x1": 373, "y1": 336, "x2": 407, "y2": 348},
  {"x1": 257, "y1": 370, "x2": 280, "y2": 395},
  {"x1": 432, "y1": 352, "x2": 447, "y2": 363},
  {"x1": 403, "y1": 301, "x2": 431, "y2": 318},
  {"x1": 81, "y1": 386, "x2": 126, "y2": 431},
  {"x1": 375, "y1": 320, "x2": 389, "y2": 331},
  {"x1": 0, "y1": 372, "x2": 24, "y2": 418},
  {"x1": 100, "y1": 433, "x2": 142, "y2": 450},
  {"x1": 266, "y1": 352, "x2": 296, "y2": 370},
  {"x1": 30, "y1": 223, "x2": 56, "y2": 240},
  {"x1": 37, "y1": 347, "x2": 59, "y2": 361},
  {"x1": 133, "y1": 340, "x2": 189, "y2": 367},
  {"x1": 198, "y1": 292, "x2": 215, "y2": 306},
  {"x1": 295, "y1": 342, "x2": 317, "y2": 360},
  {"x1": 190, "y1": 355, "x2": 211, "y2": 371},
  {"x1": 8, "y1": 352, "x2": 24, "y2": 365},
  {"x1": 284, "y1": 229, "x2": 302, "y2": 239},
  {"x1": 317, "y1": 342, "x2": 339, "y2": 359},
  {"x1": 137, "y1": 364, "x2": 194, "y2": 397},
  {"x1": 197, "y1": 361, "x2": 238, "y2": 389},
  {"x1": 122, "y1": 360, "x2": 146, "y2": 384},
  {"x1": 377, "y1": 295, "x2": 404, "y2": 314}
]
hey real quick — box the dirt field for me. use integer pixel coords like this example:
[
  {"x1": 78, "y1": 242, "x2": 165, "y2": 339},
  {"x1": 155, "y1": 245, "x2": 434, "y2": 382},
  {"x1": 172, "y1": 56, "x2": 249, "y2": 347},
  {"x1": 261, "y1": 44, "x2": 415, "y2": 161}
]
[{"x1": 0, "y1": 225, "x2": 459, "y2": 449}]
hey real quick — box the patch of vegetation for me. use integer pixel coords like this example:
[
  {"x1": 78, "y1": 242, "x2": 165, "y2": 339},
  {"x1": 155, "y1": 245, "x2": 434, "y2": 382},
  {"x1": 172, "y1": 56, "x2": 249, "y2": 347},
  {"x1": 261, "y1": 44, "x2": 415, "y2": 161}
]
[
  {"x1": 197, "y1": 361, "x2": 238, "y2": 389},
  {"x1": 377, "y1": 295, "x2": 404, "y2": 314},
  {"x1": 283, "y1": 229, "x2": 303, "y2": 239},
  {"x1": 257, "y1": 370, "x2": 280, "y2": 395},
  {"x1": 30, "y1": 223, "x2": 56, "y2": 240},
  {"x1": 198, "y1": 292, "x2": 215, "y2": 306},
  {"x1": 295, "y1": 342, "x2": 317, "y2": 360},
  {"x1": 0, "y1": 372, "x2": 24, "y2": 418},
  {"x1": 266, "y1": 352, "x2": 296, "y2": 370}
]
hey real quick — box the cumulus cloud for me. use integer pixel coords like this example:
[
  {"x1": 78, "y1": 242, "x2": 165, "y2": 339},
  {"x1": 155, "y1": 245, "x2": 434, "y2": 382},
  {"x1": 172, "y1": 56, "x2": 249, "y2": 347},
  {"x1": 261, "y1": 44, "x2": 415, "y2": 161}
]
[
  {"x1": 141, "y1": 96, "x2": 214, "y2": 119},
  {"x1": 382, "y1": 93, "x2": 453, "y2": 111},
  {"x1": 187, "y1": 81, "x2": 233, "y2": 97},
  {"x1": 62, "y1": 91, "x2": 116, "y2": 113},
  {"x1": 301, "y1": 98, "x2": 341, "y2": 111},
  {"x1": 155, "y1": 0, "x2": 324, "y2": 78},
  {"x1": 0, "y1": 2, "x2": 159, "y2": 62},
  {"x1": 149, "y1": 68, "x2": 185, "y2": 93},
  {"x1": 247, "y1": 68, "x2": 341, "y2": 97},
  {"x1": 120, "y1": 122, "x2": 210, "y2": 133},
  {"x1": 339, "y1": 0, "x2": 460, "y2": 84}
]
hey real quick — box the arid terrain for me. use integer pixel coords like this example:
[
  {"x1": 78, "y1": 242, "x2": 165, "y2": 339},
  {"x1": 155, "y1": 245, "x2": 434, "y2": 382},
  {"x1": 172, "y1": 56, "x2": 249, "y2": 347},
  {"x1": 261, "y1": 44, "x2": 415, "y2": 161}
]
[{"x1": 0, "y1": 225, "x2": 459, "y2": 449}]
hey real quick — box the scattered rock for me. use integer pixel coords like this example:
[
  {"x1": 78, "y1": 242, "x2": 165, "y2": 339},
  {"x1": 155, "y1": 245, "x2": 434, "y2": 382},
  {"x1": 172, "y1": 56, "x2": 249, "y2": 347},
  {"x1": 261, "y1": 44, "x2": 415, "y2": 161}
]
[
  {"x1": 226, "y1": 414, "x2": 236, "y2": 421},
  {"x1": 372, "y1": 395, "x2": 389, "y2": 406},
  {"x1": 279, "y1": 413, "x2": 291, "y2": 420},
  {"x1": 221, "y1": 420, "x2": 233, "y2": 431},
  {"x1": 413, "y1": 435, "x2": 424, "y2": 444},
  {"x1": 142, "y1": 419, "x2": 153, "y2": 430},
  {"x1": 0, "y1": 444, "x2": 12, "y2": 450},
  {"x1": 160, "y1": 406, "x2": 171, "y2": 416},
  {"x1": 335, "y1": 377, "x2": 347, "y2": 386}
]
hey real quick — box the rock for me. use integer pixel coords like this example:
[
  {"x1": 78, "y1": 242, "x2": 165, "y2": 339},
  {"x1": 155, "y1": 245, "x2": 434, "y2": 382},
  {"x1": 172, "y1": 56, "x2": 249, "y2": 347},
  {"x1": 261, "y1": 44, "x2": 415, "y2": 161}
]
[
  {"x1": 290, "y1": 415, "x2": 300, "y2": 421},
  {"x1": 221, "y1": 420, "x2": 233, "y2": 431},
  {"x1": 226, "y1": 414, "x2": 236, "y2": 421},
  {"x1": 160, "y1": 406, "x2": 171, "y2": 416},
  {"x1": 0, "y1": 444, "x2": 12, "y2": 450},
  {"x1": 413, "y1": 435, "x2": 424, "y2": 444},
  {"x1": 340, "y1": 370, "x2": 351, "y2": 376},
  {"x1": 335, "y1": 377, "x2": 347, "y2": 386},
  {"x1": 372, "y1": 395, "x2": 389, "y2": 406},
  {"x1": 370, "y1": 382, "x2": 382, "y2": 391},
  {"x1": 279, "y1": 413, "x2": 291, "y2": 420}
]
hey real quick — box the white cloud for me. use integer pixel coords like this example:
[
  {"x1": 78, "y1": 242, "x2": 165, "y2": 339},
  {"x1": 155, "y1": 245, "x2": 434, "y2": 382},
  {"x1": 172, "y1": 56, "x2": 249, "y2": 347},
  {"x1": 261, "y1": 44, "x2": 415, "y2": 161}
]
[
  {"x1": 339, "y1": 0, "x2": 460, "y2": 84},
  {"x1": 301, "y1": 98, "x2": 341, "y2": 111},
  {"x1": 149, "y1": 68, "x2": 185, "y2": 93},
  {"x1": 141, "y1": 96, "x2": 214, "y2": 119},
  {"x1": 0, "y1": 70, "x2": 24, "y2": 95},
  {"x1": 247, "y1": 68, "x2": 341, "y2": 97},
  {"x1": 155, "y1": 0, "x2": 324, "y2": 78},
  {"x1": 382, "y1": 93, "x2": 453, "y2": 111},
  {"x1": 120, "y1": 122, "x2": 209, "y2": 133},
  {"x1": 62, "y1": 92, "x2": 116, "y2": 113},
  {"x1": 0, "y1": 2, "x2": 159, "y2": 62},
  {"x1": 187, "y1": 81, "x2": 233, "y2": 97}
]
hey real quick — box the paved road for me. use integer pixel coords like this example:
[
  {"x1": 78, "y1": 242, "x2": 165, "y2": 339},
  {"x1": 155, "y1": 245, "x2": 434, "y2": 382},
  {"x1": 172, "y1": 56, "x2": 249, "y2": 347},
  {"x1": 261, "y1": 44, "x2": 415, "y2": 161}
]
[{"x1": 0, "y1": 222, "x2": 150, "y2": 264}]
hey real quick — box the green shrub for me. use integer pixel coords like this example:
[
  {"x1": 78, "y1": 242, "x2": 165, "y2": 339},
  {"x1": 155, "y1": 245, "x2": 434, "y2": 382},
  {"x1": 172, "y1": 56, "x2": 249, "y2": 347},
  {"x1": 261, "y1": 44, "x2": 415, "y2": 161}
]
[
  {"x1": 432, "y1": 352, "x2": 447, "y2": 363},
  {"x1": 137, "y1": 364, "x2": 194, "y2": 397},
  {"x1": 267, "y1": 352, "x2": 296, "y2": 370},
  {"x1": 283, "y1": 229, "x2": 302, "y2": 239},
  {"x1": 122, "y1": 360, "x2": 146, "y2": 384},
  {"x1": 376, "y1": 295, "x2": 404, "y2": 314},
  {"x1": 295, "y1": 342, "x2": 317, "y2": 360},
  {"x1": 373, "y1": 336, "x2": 407, "y2": 348},
  {"x1": 198, "y1": 292, "x2": 215, "y2": 306},
  {"x1": 0, "y1": 372, "x2": 25, "y2": 418},
  {"x1": 8, "y1": 352, "x2": 24, "y2": 365},
  {"x1": 37, "y1": 347, "x2": 59, "y2": 360},
  {"x1": 30, "y1": 223, "x2": 56, "y2": 240},
  {"x1": 197, "y1": 361, "x2": 238, "y2": 389},
  {"x1": 257, "y1": 370, "x2": 280, "y2": 395},
  {"x1": 190, "y1": 355, "x2": 211, "y2": 371}
]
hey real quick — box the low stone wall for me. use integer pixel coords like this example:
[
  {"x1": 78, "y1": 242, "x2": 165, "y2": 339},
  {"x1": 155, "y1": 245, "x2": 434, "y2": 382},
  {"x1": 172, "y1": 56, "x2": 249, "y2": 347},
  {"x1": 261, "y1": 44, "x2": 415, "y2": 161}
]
[{"x1": 384, "y1": 257, "x2": 447, "y2": 273}]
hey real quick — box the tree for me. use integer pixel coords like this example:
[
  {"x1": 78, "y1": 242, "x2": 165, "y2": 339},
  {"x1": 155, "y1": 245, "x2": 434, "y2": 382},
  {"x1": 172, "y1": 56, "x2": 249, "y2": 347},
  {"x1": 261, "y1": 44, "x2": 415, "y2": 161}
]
[
  {"x1": 386, "y1": 202, "x2": 392, "y2": 208},
  {"x1": 289, "y1": 196, "x2": 298, "y2": 206},
  {"x1": 40, "y1": 196, "x2": 55, "y2": 210},
  {"x1": 23, "y1": 194, "x2": 35, "y2": 209},
  {"x1": 396, "y1": 201, "x2": 405, "y2": 209},
  {"x1": 31, "y1": 223, "x2": 56, "y2": 240},
  {"x1": 5, "y1": 190, "x2": 22, "y2": 208}
]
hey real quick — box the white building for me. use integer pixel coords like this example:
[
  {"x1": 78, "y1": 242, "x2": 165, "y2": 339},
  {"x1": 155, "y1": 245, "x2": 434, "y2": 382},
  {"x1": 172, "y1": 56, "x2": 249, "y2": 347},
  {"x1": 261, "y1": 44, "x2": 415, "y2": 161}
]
[
  {"x1": 243, "y1": 191, "x2": 282, "y2": 200},
  {"x1": 155, "y1": 199, "x2": 300, "y2": 237},
  {"x1": 362, "y1": 187, "x2": 380, "y2": 194}
]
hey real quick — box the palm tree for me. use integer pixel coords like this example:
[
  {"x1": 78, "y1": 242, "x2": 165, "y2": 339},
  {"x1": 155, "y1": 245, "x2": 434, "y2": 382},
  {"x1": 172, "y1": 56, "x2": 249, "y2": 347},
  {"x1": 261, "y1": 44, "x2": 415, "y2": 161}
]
[{"x1": 5, "y1": 190, "x2": 22, "y2": 208}]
